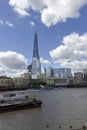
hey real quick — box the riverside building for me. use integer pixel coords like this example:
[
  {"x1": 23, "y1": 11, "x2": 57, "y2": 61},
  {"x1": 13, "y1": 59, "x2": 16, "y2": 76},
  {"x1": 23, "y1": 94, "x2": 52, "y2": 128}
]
[
  {"x1": 44, "y1": 67, "x2": 72, "y2": 78},
  {"x1": 53, "y1": 68, "x2": 72, "y2": 78},
  {"x1": 13, "y1": 73, "x2": 30, "y2": 87},
  {"x1": 74, "y1": 72, "x2": 83, "y2": 84},
  {"x1": 0, "y1": 76, "x2": 14, "y2": 87},
  {"x1": 83, "y1": 69, "x2": 87, "y2": 80}
]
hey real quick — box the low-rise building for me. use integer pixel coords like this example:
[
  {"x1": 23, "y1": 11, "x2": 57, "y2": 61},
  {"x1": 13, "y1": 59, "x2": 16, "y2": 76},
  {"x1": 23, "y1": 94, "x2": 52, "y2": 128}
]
[
  {"x1": 0, "y1": 76, "x2": 14, "y2": 87},
  {"x1": 46, "y1": 77, "x2": 55, "y2": 86},
  {"x1": 45, "y1": 77, "x2": 75, "y2": 86},
  {"x1": 54, "y1": 77, "x2": 67, "y2": 86},
  {"x1": 74, "y1": 72, "x2": 83, "y2": 84},
  {"x1": 13, "y1": 73, "x2": 31, "y2": 87}
]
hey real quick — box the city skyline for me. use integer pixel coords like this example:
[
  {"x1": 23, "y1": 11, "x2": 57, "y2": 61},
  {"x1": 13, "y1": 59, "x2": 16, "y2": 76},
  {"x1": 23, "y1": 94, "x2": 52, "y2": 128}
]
[{"x1": 0, "y1": 0, "x2": 87, "y2": 77}]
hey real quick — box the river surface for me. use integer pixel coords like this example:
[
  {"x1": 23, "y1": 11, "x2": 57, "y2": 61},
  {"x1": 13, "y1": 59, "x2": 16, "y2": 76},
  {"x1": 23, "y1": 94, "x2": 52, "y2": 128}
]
[{"x1": 0, "y1": 88, "x2": 87, "y2": 130}]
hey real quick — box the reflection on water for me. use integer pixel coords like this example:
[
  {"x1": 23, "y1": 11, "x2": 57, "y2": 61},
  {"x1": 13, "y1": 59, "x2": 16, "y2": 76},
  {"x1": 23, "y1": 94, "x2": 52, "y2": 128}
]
[{"x1": 0, "y1": 88, "x2": 87, "y2": 130}]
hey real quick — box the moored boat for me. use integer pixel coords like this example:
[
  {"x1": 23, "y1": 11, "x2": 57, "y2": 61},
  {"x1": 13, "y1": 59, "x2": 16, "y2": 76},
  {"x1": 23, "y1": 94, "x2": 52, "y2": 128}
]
[{"x1": 0, "y1": 93, "x2": 42, "y2": 112}]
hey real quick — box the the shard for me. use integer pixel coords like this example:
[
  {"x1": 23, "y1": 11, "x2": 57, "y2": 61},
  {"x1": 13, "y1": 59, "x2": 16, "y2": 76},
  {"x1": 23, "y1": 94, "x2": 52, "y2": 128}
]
[{"x1": 31, "y1": 33, "x2": 41, "y2": 79}]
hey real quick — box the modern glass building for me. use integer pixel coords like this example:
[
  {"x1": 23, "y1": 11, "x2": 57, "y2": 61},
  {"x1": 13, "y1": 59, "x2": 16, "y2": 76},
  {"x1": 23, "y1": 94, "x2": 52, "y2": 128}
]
[
  {"x1": 44, "y1": 67, "x2": 53, "y2": 77},
  {"x1": 53, "y1": 68, "x2": 72, "y2": 78},
  {"x1": 31, "y1": 33, "x2": 41, "y2": 79}
]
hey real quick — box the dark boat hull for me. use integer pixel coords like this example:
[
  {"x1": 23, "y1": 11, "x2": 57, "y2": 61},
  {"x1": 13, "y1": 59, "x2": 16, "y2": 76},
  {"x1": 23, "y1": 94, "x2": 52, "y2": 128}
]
[{"x1": 0, "y1": 100, "x2": 42, "y2": 112}]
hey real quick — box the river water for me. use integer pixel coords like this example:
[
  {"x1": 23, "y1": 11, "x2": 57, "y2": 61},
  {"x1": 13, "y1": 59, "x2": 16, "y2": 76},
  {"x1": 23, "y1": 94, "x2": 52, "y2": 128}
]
[{"x1": 0, "y1": 88, "x2": 87, "y2": 130}]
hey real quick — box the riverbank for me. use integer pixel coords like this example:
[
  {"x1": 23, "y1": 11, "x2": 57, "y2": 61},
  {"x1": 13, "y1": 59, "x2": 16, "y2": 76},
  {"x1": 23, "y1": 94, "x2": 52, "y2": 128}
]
[
  {"x1": 0, "y1": 86, "x2": 29, "y2": 91},
  {"x1": 0, "y1": 84, "x2": 87, "y2": 91}
]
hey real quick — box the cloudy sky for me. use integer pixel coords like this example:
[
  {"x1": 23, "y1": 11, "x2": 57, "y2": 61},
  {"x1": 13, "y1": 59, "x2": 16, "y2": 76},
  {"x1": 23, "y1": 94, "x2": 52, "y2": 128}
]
[{"x1": 0, "y1": 0, "x2": 87, "y2": 77}]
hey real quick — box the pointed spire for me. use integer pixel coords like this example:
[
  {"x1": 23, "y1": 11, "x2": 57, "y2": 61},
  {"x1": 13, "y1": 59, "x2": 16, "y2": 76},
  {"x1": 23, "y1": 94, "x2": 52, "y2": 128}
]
[
  {"x1": 31, "y1": 32, "x2": 41, "y2": 78},
  {"x1": 33, "y1": 32, "x2": 39, "y2": 59}
]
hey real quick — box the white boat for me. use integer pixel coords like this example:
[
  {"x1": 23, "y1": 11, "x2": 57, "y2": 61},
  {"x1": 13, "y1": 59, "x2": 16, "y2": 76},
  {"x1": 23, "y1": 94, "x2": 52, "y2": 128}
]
[{"x1": 0, "y1": 92, "x2": 42, "y2": 112}]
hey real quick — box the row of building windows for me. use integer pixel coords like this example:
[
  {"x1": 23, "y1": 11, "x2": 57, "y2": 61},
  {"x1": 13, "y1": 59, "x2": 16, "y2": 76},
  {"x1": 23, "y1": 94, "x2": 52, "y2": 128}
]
[{"x1": 44, "y1": 67, "x2": 72, "y2": 78}]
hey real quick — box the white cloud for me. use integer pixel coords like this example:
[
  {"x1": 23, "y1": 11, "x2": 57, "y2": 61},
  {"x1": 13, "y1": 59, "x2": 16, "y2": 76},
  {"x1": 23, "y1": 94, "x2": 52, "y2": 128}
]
[
  {"x1": 9, "y1": 0, "x2": 87, "y2": 27},
  {"x1": 6, "y1": 21, "x2": 14, "y2": 27},
  {"x1": 0, "y1": 20, "x2": 14, "y2": 27},
  {"x1": 29, "y1": 21, "x2": 35, "y2": 27},
  {"x1": 0, "y1": 20, "x2": 4, "y2": 25},
  {"x1": 41, "y1": 0, "x2": 87, "y2": 27},
  {"x1": 9, "y1": 0, "x2": 30, "y2": 17},
  {"x1": 28, "y1": 0, "x2": 46, "y2": 11},
  {"x1": 9, "y1": 0, "x2": 46, "y2": 16},
  {"x1": 49, "y1": 32, "x2": 87, "y2": 71},
  {"x1": 40, "y1": 57, "x2": 51, "y2": 65},
  {"x1": 0, "y1": 51, "x2": 28, "y2": 77}
]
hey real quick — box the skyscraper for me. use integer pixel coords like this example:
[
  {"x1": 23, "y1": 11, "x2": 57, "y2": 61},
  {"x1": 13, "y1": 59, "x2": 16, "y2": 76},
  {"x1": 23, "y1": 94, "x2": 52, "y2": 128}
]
[{"x1": 31, "y1": 33, "x2": 41, "y2": 79}]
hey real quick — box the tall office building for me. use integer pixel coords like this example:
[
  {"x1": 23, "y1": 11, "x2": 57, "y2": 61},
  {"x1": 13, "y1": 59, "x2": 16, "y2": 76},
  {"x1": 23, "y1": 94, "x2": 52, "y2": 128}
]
[
  {"x1": 53, "y1": 68, "x2": 72, "y2": 78},
  {"x1": 31, "y1": 33, "x2": 41, "y2": 79},
  {"x1": 44, "y1": 67, "x2": 53, "y2": 77}
]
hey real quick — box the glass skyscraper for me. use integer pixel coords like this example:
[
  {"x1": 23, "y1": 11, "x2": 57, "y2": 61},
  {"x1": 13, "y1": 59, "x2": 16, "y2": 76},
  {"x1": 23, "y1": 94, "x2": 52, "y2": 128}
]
[
  {"x1": 31, "y1": 33, "x2": 41, "y2": 79},
  {"x1": 53, "y1": 68, "x2": 72, "y2": 78}
]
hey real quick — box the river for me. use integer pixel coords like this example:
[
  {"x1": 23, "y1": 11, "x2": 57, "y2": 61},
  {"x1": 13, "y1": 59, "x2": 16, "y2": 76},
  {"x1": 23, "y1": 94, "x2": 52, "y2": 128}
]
[{"x1": 0, "y1": 88, "x2": 87, "y2": 130}]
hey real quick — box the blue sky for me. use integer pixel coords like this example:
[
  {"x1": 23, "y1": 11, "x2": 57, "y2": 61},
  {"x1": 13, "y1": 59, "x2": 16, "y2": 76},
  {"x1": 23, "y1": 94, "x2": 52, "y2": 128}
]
[{"x1": 0, "y1": 0, "x2": 87, "y2": 77}]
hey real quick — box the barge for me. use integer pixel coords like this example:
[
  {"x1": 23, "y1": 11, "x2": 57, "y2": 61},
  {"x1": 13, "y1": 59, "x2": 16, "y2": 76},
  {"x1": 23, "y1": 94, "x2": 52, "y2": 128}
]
[{"x1": 0, "y1": 93, "x2": 42, "y2": 112}]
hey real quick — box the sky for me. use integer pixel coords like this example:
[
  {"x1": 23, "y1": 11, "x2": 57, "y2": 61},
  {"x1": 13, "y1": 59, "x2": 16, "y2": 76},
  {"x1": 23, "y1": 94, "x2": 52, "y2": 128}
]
[{"x1": 0, "y1": 0, "x2": 87, "y2": 77}]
